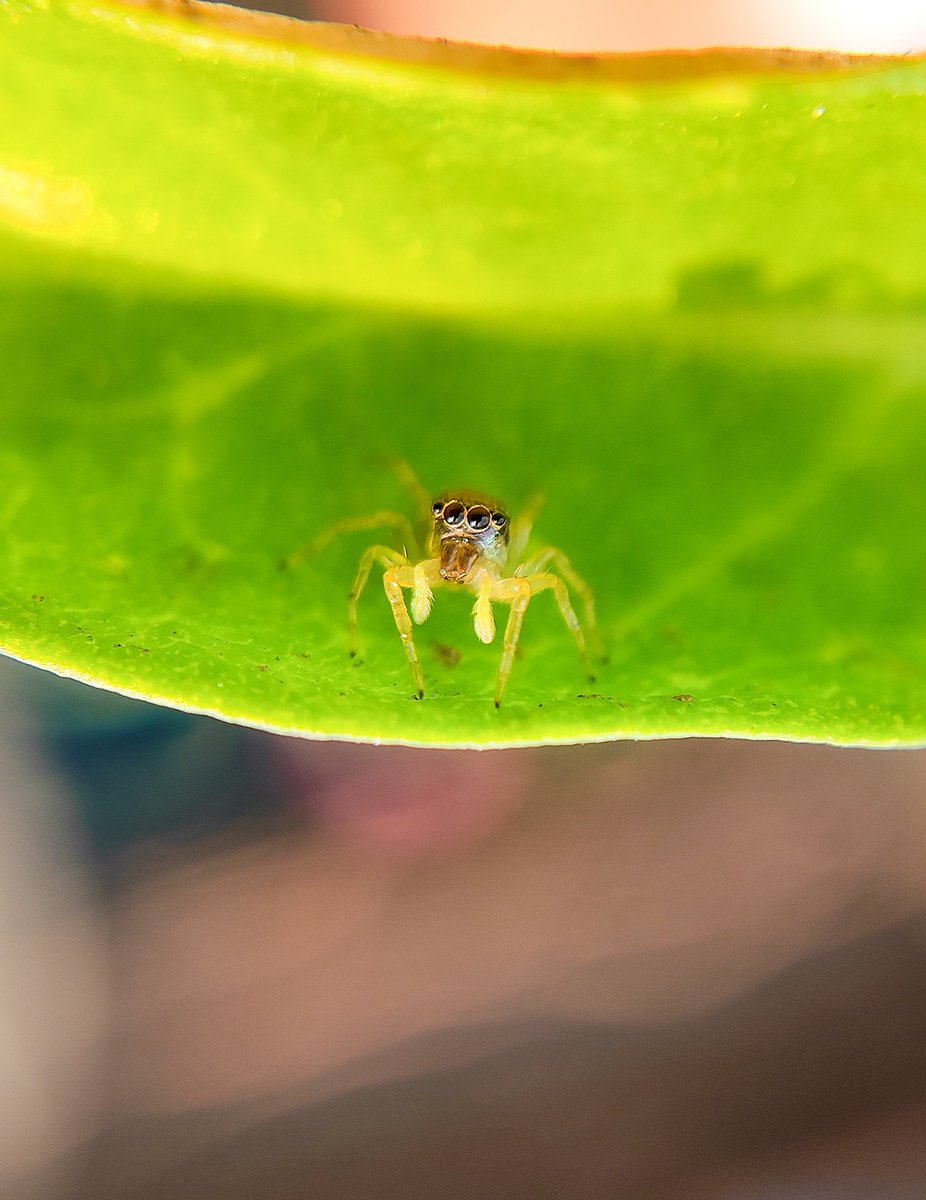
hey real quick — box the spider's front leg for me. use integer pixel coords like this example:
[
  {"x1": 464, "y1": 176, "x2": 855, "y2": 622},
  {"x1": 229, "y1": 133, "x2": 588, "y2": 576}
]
[
  {"x1": 348, "y1": 544, "x2": 407, "y2": 658},
  {"x1": 491, "y1": 576, "x2": 533, "y2": 708},
  {"x1": 349, "y1": 549, "x2": 437, "y2": 699},
  {"x1": 490, "y1": 570, "x2": 596, "y2": 707},
  {"x1": 382, "y1": 564, "x2": 427, "y2": 699}
]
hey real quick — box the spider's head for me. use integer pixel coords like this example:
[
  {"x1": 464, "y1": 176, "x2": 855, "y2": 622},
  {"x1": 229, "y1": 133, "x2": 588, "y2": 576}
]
[{"x1": 430, "y1": 492, "x2": 509, "y2": 582}]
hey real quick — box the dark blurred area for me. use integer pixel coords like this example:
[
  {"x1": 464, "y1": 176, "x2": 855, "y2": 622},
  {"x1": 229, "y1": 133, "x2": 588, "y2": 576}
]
[
  {"x1": 22, "y1": 668, "x2": 282, "y2": 860},
  {"x1": 3, "y1": 2, "x2": 926, "y2": 1199},
  {"x1": 2, "y1": 652, "x2": 926, "y2": 1200}
]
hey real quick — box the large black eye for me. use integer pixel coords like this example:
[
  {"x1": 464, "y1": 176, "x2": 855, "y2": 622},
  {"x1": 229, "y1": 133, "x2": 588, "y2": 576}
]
[
  {"x1": 432, "y1": 501, "x2": 443, "y2": 516},
  {"x1": 443, "y1": 501, "x2": 465, "y2": 526},
  {"x1": 492, "y1": 511, "x2": 508, "y2": 528},
  {"x1": 466, "y1": 505, "x2": 491, "y2": 531}
]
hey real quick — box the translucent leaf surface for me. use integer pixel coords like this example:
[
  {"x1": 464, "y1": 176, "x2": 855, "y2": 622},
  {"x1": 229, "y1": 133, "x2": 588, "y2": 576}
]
[{"x1": 0, "y1": 0, "x2": 924, "y2": 746}]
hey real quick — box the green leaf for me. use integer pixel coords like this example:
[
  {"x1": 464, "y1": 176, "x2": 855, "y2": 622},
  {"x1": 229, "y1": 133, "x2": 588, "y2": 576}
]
[{"x1": 0, "y1": 0, "x2": 924, "y2": 747}]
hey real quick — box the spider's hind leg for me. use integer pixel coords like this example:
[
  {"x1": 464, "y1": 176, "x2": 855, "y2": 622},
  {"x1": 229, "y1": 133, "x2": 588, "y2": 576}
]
[
  {"x1": 506, "y1": 491, "x2": 545, "y2": 564},
  {"x1": 282, "y1": 511, "x2": 418, "y2": 570},
  {"x1": 522, "y1": 546, "x2": 605, "y2": 662},
  {"x1": 383, "y1": 458, "x2": 432, "y2": 518},
  {"x1": 530, "y1": 572, "x2": 596, "y2": 682}
]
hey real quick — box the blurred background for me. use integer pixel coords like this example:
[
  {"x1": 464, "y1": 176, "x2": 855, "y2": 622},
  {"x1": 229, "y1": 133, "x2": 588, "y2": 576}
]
[{"x1": 3, "y1": 3, "x2": 926, "y2": 1199}]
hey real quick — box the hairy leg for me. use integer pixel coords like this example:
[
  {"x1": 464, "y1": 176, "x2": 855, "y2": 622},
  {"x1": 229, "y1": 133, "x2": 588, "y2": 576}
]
[
  {"x1": 411, "y1": 559, "x2": 438, "y2": 624},
  {"x1": 283, "y1": 512, "x2": 418, "y2": 569},
  {"x1": 506, "y1": 491, "x2": 545, "y2": 564},
  {"x1": 529, "y1": 572, "x2": 595, "y2": 681},
  {"x1": 491, "y1": 577, "x2": 532, "y2": 707},
  {"x1": 384, "y1": 457, "x2": 432, "y2": 522},
  {"x1": 348, "y1": 544, "x2": 409, "y2": 658},
  {"x1": 382, "y1": 564, "x2": 426, "y2": 698},
  {"x1": 472, "y1": 572, "x2": 496, "y2": 645},
  {"x1": 522, "y1": 546, "x2": 604, "y2": 660}
]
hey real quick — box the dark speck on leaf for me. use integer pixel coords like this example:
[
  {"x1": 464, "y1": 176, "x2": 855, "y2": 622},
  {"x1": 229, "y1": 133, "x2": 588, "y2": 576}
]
[{"x1": 433, "y1": 642, "x2": 462, "y2": 669}]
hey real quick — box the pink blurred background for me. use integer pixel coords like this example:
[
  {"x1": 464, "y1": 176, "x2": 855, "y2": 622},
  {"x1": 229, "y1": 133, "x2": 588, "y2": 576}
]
[{"x1": 313, "y1": 0, "x2": 926, "y2": 52}]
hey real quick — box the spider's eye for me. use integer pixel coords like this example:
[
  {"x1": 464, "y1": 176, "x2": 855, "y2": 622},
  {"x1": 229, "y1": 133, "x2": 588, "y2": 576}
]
[
  {"x1": 432, "y1": 501, "x2": 443, "y2": 516},
  {"x1": 466, "y1": 506, "x2": 491, "y2": 532},
  {"x1": 443, "y1": 501, "x2": 465, "y2": 526},
  {"x1": 492, "y1": 512, "x2": 508, "y2": 529}
]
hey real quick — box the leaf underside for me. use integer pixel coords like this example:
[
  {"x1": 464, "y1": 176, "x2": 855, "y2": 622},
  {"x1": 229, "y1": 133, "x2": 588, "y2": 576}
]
[{"x1": 0, "y1": 0, "x2": 924, "y2": 747}]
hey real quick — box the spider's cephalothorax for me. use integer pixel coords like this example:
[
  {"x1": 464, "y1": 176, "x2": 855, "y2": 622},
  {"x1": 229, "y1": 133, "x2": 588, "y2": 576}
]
[
  {"x1": 288, "y1": 463, "x2": 603, "y2": 706},
  {"x1": 429, "y1": 491, "x2": 509, "y2": 584}
]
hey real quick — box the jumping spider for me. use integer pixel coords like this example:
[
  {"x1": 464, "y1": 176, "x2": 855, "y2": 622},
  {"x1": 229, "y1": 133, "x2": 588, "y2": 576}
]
[{"x1": 287, "y1": 465, "x2": 603, "y2": 707}]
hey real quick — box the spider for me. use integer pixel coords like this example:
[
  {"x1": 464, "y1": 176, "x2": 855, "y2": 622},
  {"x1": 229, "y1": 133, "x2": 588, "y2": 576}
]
[{"x1": 287, "y1": 464, "x2": 603, "y2": 707}]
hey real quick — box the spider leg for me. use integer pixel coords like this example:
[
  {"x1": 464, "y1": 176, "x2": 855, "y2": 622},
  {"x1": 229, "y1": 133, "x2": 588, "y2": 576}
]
[
  {"x1": 491, "y1": 577, "x2": 532, "y2": 707},
  {"x1": 528, "y1": 572, "x2": 596, "y2": 682},
  {"x1": 383, "y1": 457, "x2": 432, "y2": 517},
  {"x1": 283, "y1": 511, "x2": 417, "y2": 569},
  {"x1": 348, "y1": 544, "x2": 408, "y2": 658},
  {"x1": 383, "y1": 564, "x2": 426, "y2": 699},
  {"x1": 411, "y1": 559, "x2": 439, "y2": 624},
  {"x1": 506, "y1": 491, "x2": 545, "y2": 564},
  {"x1": 472, "y1": 571, "x2": 496, "y2": 644},
  {"x1": 376, "y1": 455, "x2": 438, "y2": 547},
  {"x1": 521, "y1": 546, "x2": 605, "y2": 661}
]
